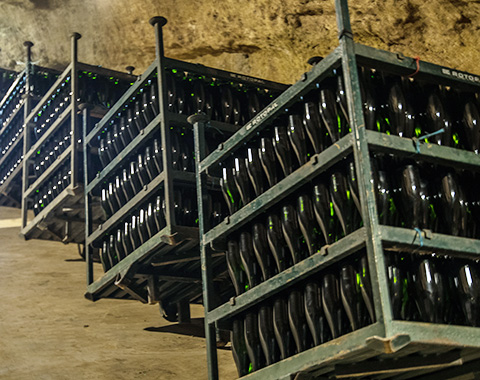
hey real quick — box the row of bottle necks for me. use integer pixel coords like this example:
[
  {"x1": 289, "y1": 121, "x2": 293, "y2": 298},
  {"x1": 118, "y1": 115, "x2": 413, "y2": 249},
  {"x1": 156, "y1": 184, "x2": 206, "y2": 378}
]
[
  {"x1": 30, "y1": 73, "x2": 131, "y2": 145},
  {"x1": 0, "y1": 150, "x2": 22, "y2": 186},
  {"x1": 228, "y1": 251, "x2": 480, "y2": 377},
  {"x1": 0, "y1": 70, "x2": 17, "y2": 101},
  {"x1": 1, "y1": 116, "x2": 24, "y2": 157},
  {"x1": 92, "y1": 70, "x2": 280, "y2": 159},
  {"x1": 98, "y1": 188, "x2": 197, "y2": 273}
]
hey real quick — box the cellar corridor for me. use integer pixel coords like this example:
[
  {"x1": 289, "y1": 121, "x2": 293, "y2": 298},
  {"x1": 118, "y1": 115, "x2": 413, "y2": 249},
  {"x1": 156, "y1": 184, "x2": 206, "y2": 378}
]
[{"x1": 0, "y1": 206, "x2": 236, "y2": 380}]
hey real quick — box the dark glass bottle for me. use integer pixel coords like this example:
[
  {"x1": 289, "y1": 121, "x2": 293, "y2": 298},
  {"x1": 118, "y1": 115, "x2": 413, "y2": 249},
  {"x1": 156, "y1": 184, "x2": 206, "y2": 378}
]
[
  {"x1": 281, "y1": 204, "x2": 304, "y2": 265},
  {"x1": 438, "y1": 171, "x2": 465, "y2": 236},
  {"x1": 154, "y1": 195, "x2": 166, "y2": 231},
  {"x1": 258, "y1": 305, "x2": 279, "y2": 366},
  {"x1": 303, "y1": 101, "x2": 325, "y2": 154},
  {"x1": 115, "y1": 229, "x2": 126, "y2": 261},
  {"x1": 142, "y1": 90, "x2": 154, "y2": 125},
  {"x1": 130, "y1": 214, "x2": 142, "y2": 250},
  {"x1": 145, "y1": 146, "x2": 159, "y2": 180},
  {"x1": 150, "y1": 81, "x2": 159, "y2": 116},
  {"x1": 231, "y1": 318, "x2": 249, "y2": 377},
  {"x1": 319, "y1": 86, "x2": 340, "y2": 144},
  {"x1": 128, "y1": 108, "x2": 140, "y2": 135},
  {"x1": 322, "y1": 273, "x2": 346, "y2": 338},
  {"x1": 112, "y1": 124, "x2": 123, "y2": 153},
  {"x1": 116, "y1": 121, "x2": 129, "y2": 148},
  {"x1": 133, "y1": 100, "x2": 146, "y2": 132},
  {"x1": 233, "y1": 157, "x2": 252, "y2": 207},
  {"x1": 137, "y1": 153, "x2": 149, "y2": 186},
  {"x1": 122, "y1": 222, "x2": 134, "y2": 256},
  {"x1": 259, "y1": 137, "x2": 279, "y2": 187},
  {"x1": 227, "y1": 239, "x2": 246, "y2": 295},
  {"x1": 398, "y1": 164, "x2": 424, "y2": 229},
  {"x1": 273, "y1": 126, "x2": 293, "y2": 177},
  {"x1": 288, "y1": 289, "x2": 310, "y2": 353},
  {"x1": 146, "y1": 202, "x2": 157, "y2": 237},
  {"x1": 101, "y1": 240, "x2": 111, "y2": 272},
  {"x1": 386, "y1": 253, "x2": 404, "y2": 320},
  {"x1": 107, "y1": 182, "x2": 120, "y2": 213},
  {"x1": 244, "y1": 312, "x2": 264, "y2": 371},
  {"x1": 121, "y1": 168, "x2": 135, "y2": 201},
  {"x1": 114, "y1": 175, "x2": 126, "y2": 208},
  {"x1": 358, "y1": 255, "x2": 375, "y2": 324},
  {"x1": 108, "y1": 234, "x2": 119, "y2": 267},
  {"x1": 287, "y1": 114, "x2": 308, "y2": 167},
  {"x1": 101, "y1": 188, "x2": 113, "y2": 218},
  {"x1": 129, "y1": 161, "x2": 142, "y2": 193},
  {"x1": 313, "y1": 181, "x2": 335, "y2": 244},
  {"x1": 221, "y1": 167, "x2": 240, "y2": 215},
  {"x1": 304, "y1": 282, "x2": 328, "y2": 346},
  {"x1": 458, "y1": 263, "x2": 480, "y2": 327},
  {"x1": 297, "y1": 193, "x2": 321, "y2": 256},
  {"x1": 105, "y1": 131, "x2": 116, "y2": 159},
  {"x1": 330, "y1": 170, "x2": 355, "y2": 236},
  {"x1": 153, "y1": 139, "x2": 163, "y2": 173},
  {"x1": 424, "y1": 89, "x2": 452, "y2": 146},
  {"x1": 120, "y1": 115, "x2": 134, "y2": 143},
  {"x1": 266, "y1": 214, "x2": 290, "y2": 273},
  {"x1": 339, "y1": 263, "x2": 363, "y2": 331},
  {"x1": 273, "y1": 297, "x2": 295, "y2": 360},
  {"x1": 138, "y1": 209, "x2": 148, "y2": 243},
  {"x1": 462, "y1": 101, "x2": 480, "y2": 154},
  {"x1": 98, "y1": 139, "x2": 108, "y2": 168},
  {"x1": 239, "y1": 231, "x2": 260, "y2": 290},
  {"x1": 387, "y1": 80, "x2": 415, "y2": 138},
  {"x1": 246, "y1": 147, "x2": 265, "y2": 197},
  {"x1": 252, "y1": 222, "x2": 276, "y2": 281}
]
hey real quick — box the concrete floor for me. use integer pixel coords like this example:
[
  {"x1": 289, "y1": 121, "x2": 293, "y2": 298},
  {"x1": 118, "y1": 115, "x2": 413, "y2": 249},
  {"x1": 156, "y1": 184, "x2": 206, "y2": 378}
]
[{"x1": 0, "y1": 206, "x2": 236, "y2": 379}]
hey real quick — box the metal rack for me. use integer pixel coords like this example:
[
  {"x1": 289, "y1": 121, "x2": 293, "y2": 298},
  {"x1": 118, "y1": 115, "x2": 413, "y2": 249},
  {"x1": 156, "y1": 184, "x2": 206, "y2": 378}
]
[
  {"x1": 0, "y1": 43, "x2": 59, "y2": 208},
  {"x1": 20, "y1": 33, "x2": 135, "y2": 244},
  {"x1": 193, "y1": 0, "x2": 480, "y2": 378},
  {"x1": 83, "y1": 17, "x2": 287, "y2": 322},
  {"x1": 0, "y1": 67, "x2": 17, "y2": 100}
]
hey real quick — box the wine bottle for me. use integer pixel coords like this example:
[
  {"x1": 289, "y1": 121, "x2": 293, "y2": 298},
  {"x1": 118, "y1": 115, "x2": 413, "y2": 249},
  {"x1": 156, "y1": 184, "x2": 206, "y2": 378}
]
[
  {"x1": 322, "y1": 272, "x2": 346, "y2": 338},
  {"x1": 297, "y1": 193, "x2": 321, "y2": 256},
  {"x1": 171, "y1": 132, "x2": 181, "y2": 170},
  {"x1": 288, "y1": 289, "x2": 310, "y2": 353},
  {"x1": 138, "y1": 209, "x2": 148, "y2": 243},
  {"x1": 330, "y1": 170, "x2": 355, "y2": 236},
  {"x1": 108, "y1": 234, "x2": 119, "y2": 267},
  {"x1": 246, "y1": 148, "x2": 265, "y2": 197},
  {"x1": 153, "y1": 139, "x2": 163, "y2": 173},
  {"x1": 101, "y1": 188, "x2": 113, "y2": 219},
  {"x1": 462, "y1": 101, "x2": 480, "y2": 154},
  {"x1": 386, "y1": 253, "x2": 404, "y2": 320},
  {"x1": 121, "y1": 168, "x2": 135, "y2": 201},
  {"x1": 119, "y1": 116, "x2": 134, "y2": 144},
  {"x1": 239, "y1": 231, "x2": 260, "y2": 290},
  {"x1": 303, "y1": 101, "x2": 324, "y2": 154},
  {"x1": 313, "y1": 181, "x2": 335, "y2": 244},
  {"x1": 438, "y1": 171, "x2": 465, "y2": 236},
  {"x1": 266, "y1": 214, "x2": 290, "y2": 273},
  {"x1": 154, "y1": 195, "x2": 166, "y2": 231},
  {"x1": 98, "y1": 139, "x2": 108, "y2": 168},
  {"x1": 133, "y1": 100, "x2": 146, "y2": 132},
  {"x1": 146, "y1": 202, "x2": 157, "y2": 237},
  {"x1": 339, "y1": 263, "x2": 362, "y2": 331},
  {"x1": 304, "y1": 282, "x2": 328, "y2": 346},
  {"x1": 233, "y1": 157, "x2": 252, "y2": 207},
  {"x1": 150, "y1": 81, "x2": 159, "y2": 116},
  {"x1": 101, "y1": 240, "x2": 112, "y2": 272},
  {"x1": 424, "y1": 89, "x2": 452, "y2": 146},
  {"x1": 287, "y1": 114, "x2": 308, "y2": 167},
  {"x1": 458, "y1": 263, "x2": 480, "y2": 327},
  {"x1": 244, "y1": 312, "x2": 264, "y2": 371},
  {"x1": 142, "y1": 90, "x2": 154, "y2": 125},
  {"x1": 128, "y1": 108, "x2": 140, "y2": 135},
  {"x1": 252, "y1": 222, "x2": 275, "y2": 281},
  {"x1": 115, "y1": 228, "x2": 126, "y2": 260},
  {"x1": 129, "y1": 161, "x2": 142, "y2": 193},
  {"x1": 106, "y1": 131, "x2": 116, "y2": 159},
  {"x1": 273, "y1": 297, "x2": 295, "y2": 359},
  {"x1": 319, "y1": 86, "x2": 340, "y2": 143},
  {"x1": 273, "y1": 126, "x2": 294, "y2": 177},
  {"x1": 387, "y1": 80, "x2": 415, "y2": 138},
  {"x1": 358, "y1": 255, "x2": 375, "y2": 324},
  {"x1": 137, "y1": 153, "x2": 149, "y2": 186},
  {"x1": 220, "y1": 85, "x2": 233, "y2": 124},
  {"x1": 259, "y1": 137, "x2": 279, "y2": 187},
  {"x1": 246, "y1": 89, "x2": 261, "y2": 120},
  {"x1": 231, "y1": 318, "x2": 250, "y2": 377},
  {"x1": 107, "y1": 182, "x2": 120, "y2": 213},
  {"x1": 130, "y1": 214, "x2": 142, "y2": 250},
  {"x1": 258, "y1": 305, "x2": 279, "y2": 366},
  {"x1": 122, "y1": 221, "x2": 134, "y2": 255},
  {"x1": 114, "y1": 175, "x2": 126, "y2": 207},
  {"x1": 227, "y1": 239, "x2": 246, "y2": 295},
  {"x1": 398, "y1": 164, "x2": 424, "y2": 229},
  {"x1": 112, "y1": 124, "x2": 123, "y2": 153},
  {"x1": 221, "y1": 167, "x2": 240, "y2": 215},
  {"x1": 281, "y1": 204, "x2": 304, "y2": 265},
  {"x1": 145, "y1": 146, "x2": 159, "y2": 180},
  {"x1": 116, "y1": 121, "x2": 129, "y2": 149}
]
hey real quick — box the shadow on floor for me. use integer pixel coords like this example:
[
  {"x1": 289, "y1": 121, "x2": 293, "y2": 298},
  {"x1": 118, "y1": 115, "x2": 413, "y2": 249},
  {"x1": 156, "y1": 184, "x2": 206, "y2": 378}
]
[{"x1": 144, "y1": 317, "x2": 206, "y2": 338}]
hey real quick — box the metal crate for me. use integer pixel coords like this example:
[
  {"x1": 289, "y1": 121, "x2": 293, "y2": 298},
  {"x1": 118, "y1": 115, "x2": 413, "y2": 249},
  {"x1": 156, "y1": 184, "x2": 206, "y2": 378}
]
[
  {"x1": 83, "y1": 17, "x2": 287, "y2": 322},
  {"x1": 193, "y1": 0, "x2": 480, "y2": 378},
  {"x1": 0, "y1": 42, "x2": 59, "y2": 208},
  {"x1": 20, "y1": 33, "x2": 135, "y2": 244}
]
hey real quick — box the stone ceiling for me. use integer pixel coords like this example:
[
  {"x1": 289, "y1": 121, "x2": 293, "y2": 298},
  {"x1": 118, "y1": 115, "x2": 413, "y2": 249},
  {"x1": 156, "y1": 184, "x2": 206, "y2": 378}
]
[{"x1": 0, "y1": 0, "x2": 479, "y2": 84}]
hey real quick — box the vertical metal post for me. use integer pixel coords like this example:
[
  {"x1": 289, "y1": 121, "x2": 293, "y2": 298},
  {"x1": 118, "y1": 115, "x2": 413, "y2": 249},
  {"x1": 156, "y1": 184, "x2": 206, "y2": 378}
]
[
  {"x1": 70, "y1": 33, "x2": 81, "y2": 189},
  {"x1": 81, "y1": 103, "x2": 94, "y2": 285},
  {"x1": 150, "y1": 16, "x2": 176, "y2": 230},
  {"x1": 190, "y1": 114, "x2": 219, "y2": 380},
  {"x1": 335, "y1": 0, "x2": 394, "y2": 334},
  {"x1": 21, "y1": 41, "x2": 34, "y2": 229}
]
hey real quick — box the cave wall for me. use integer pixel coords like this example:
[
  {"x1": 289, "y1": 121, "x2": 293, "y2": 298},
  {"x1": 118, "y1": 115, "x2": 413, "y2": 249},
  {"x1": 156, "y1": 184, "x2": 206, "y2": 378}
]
[{"x1": 0, "y1": 0, "x2": 479, "y2": 84}]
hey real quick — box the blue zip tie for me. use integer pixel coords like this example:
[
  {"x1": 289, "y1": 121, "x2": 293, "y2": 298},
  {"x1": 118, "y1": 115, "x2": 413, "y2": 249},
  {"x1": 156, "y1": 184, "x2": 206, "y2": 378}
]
[
  {"x1": 414, "y1": 227, "x2": 424, "y2": 247},
  {"x1": 414, "y1": 128, "x2": 445, "y2": 153}
]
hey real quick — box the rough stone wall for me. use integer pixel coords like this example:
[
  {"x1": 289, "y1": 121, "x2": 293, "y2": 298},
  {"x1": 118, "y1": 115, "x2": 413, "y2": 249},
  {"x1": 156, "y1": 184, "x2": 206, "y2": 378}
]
[{"x1": 0, "y1": 0, "x2": 479, "y2": 84}]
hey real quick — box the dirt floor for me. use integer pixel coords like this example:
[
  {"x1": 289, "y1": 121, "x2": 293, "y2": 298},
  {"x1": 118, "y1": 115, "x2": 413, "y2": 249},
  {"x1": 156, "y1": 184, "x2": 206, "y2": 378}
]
[{"x1": 0, "y1": 206, "x2": 237, "y2": 379}]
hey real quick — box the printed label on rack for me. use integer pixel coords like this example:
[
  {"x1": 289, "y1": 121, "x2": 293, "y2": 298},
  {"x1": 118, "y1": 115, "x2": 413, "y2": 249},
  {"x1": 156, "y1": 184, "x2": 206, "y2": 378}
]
[
  {"x1": 441, "y1": 68, "x2": 480, "y2": 84},
  {"x1": 229, "y1": 73, "x2": 266, "y2": 85},
  {"x1": 246, "y1": 102, "x2": 279, "y2": 131}
]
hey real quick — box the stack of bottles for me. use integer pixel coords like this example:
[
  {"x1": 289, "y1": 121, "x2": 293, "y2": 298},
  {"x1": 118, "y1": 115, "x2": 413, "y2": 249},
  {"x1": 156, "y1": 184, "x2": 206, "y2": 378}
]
[
  {"x1": 0, "y1": 74, "x2": 26, "y2": 126},
  {"x1": 0, "y1": 69, "x2": 17, "y2": 100},
  {"x1": 99, "y1": 188, "x2": 197, "y2": 272},
  {"x1": 99, "y1": 138, "x2": 163, "y2": 217},
  {"x1": 0, "y1": 114, "x2": 23, "y2": 156},
  {"x1": 0, "y1": 149, "x2": 22, "y2": 186},
  {"x1": 229, "y1": 251, "x2": 374, "y2": 376},
  {"x1": 359, "y1": 67, "x2": 480, "y2": 154},
  {"x1": 31, "y1": 160, "x2": 71, "y2": 216}
]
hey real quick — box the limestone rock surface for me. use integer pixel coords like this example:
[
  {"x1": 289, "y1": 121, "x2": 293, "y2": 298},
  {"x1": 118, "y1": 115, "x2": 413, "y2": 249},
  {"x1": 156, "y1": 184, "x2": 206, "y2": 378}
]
[{"x1": 0, "y1": 0, "x2": 479, "y2": 84}]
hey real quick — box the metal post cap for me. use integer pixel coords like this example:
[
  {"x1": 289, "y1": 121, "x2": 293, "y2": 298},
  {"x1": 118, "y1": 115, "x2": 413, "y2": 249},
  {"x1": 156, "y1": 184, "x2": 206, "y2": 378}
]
[
  {"x1": 307, "y1": 56, "x2": 324, "y2": 66},
  {"x1": 78, "y1": 103, "x2": 94, "y2": 111},
  {"x1": 149, "y1": 16, "x2": 167, "y2": 27},
  {"x1": 187, "y1": 113, "x2": 210, "y2": 125},
  {"x1": 125, "y1": 66, "x2": 135, "y2": 75},
  {"x1": 23, "y1": 41, "x2": 34, "y2": 48},
  {"x1": 71, "y1": 32, "x2": 82, "y2": 40}
]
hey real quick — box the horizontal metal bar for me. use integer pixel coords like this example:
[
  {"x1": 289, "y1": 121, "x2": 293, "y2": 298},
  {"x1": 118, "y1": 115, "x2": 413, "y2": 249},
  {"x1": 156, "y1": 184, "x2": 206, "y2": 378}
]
[
  {"x1": 207, "y1": 227, "x2": 366, "y2": 324},
  {"x1": 355, "y1": 43, "x2": 480, "y2": 90},
  {"x1": 0, "y1": 69, "x2": 26, "y2": 111},
  {"x1": 168, "y1": 112, "x2": 240, "y2": 135},
  {"x1": 86, "y1": 171, "x2": 166, "y2": 245},
  {"x1": 413, "y1": 358, "x2": 480, "y2": 380},
  {"x1": 85, "y1": 61, "x2": 157, "y2": 142},
  {"x1": 76, "y1": 62, "x2": 137, "y2": 82},
  {"x1": 198, "y1": 47, "x2": 342, "y2": 173},
  {"x1": 164, "y1": 57, "x2": 289, "y2": 91},
  {"x1": 86, "y1": 112, "x2": 162, "y2": 193},
  {"x1": 20, "y1": 185, "x2": 80, "y2": 239},
  {"x1": 203, "y1": 133, "x2": 353, "y2": 246},
  {"x1": 0, "y1": 135, "x2": 23, "y2": 168},
  {"x1": 0, "y1": 163, "x2": 22, "y2": 194},
  {"x1": 380, "y1": 225, "x2": 480, "y2": 257},
  {"x1": 24, "y1": 145, "x2": 72, "y2": 199},
  {"x1": 390, "y1": 320, "x2": 480, "y2": 348},
  {"x1": 0, "y1": 101, "x2": 24, "y2": 135},
  {"x1": 239, "y1": 323, "x2": 385, "y2": 380},
  {"x1": 150, "y1": 251, "x2": 224, "y2": 266},
  {"x1": 24, "y1": 63, "x2": 72, "y2": 125},
  {"x1": 25, "y1": 105, "x2": 72, "y2": 161},
  {"x1": 367, "y1": 131, "x2": 480, "y2": 172}
]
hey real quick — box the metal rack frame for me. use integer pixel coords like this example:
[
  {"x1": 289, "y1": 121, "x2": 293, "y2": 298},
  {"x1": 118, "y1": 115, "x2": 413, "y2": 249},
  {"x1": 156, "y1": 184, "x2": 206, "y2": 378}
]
[
  {"x1": 0, "y1": 42, "x2": 58, "y2": 208},
  {"x1": 193, "y1": 0, "x2": 480, "y2": 378},
  {"x1": 20, "y1": 33, "x2": 135, "y2": 243},
  {"x1": 83, "y1": 17, "x2": 287, "y2": 320}
]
